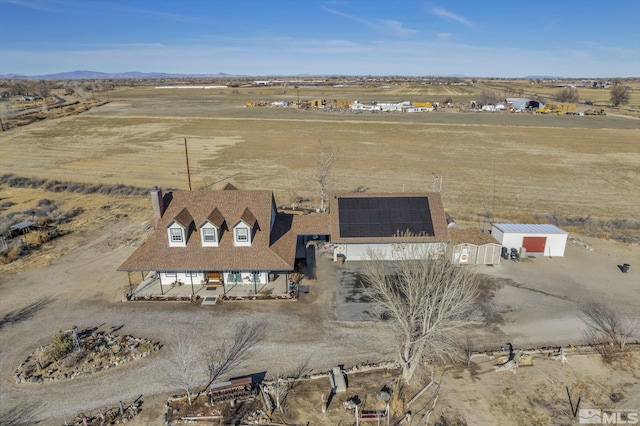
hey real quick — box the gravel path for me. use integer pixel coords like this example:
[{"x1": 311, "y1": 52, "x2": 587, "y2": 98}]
[{"x1": 0, "y1": 220, "x2": 396, "y2": 424}]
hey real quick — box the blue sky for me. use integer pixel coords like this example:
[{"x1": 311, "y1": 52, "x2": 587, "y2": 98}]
[{"x1": 1, "y1": 0, "x2": 638, "y2": 77}]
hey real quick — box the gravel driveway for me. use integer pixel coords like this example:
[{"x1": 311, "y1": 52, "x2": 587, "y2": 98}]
[{"x1": 0, "y1": 220, "x2": 396, "y2": 424}]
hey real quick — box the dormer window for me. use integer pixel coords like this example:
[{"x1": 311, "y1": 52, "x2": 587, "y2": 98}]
[
  {"x1": 232, "y1": 208, "x2": 256, "y2": 247},
  {"x1": 235, "y1": 227, "x2": 249, "y2": 243},
  {"x1": 200, "y1": 208, "x2": 225, "y2": 247},
  {"x1": 200, "y1": 223, "x2": 219, "y2": 247},
  {"x1": 167, "y1": 208, "x2": 193, "y2": 248},
  {"x1": 170, "y1": 228, "x2": 184, "y2": 243},
  {"x1": 203, "y1": 227, "x2": 216, "y2": 243}
]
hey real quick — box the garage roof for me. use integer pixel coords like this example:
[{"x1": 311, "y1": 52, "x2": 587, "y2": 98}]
[
  {"x1": 338, "y1": 196, "x2": 434, "y2": 238},
  {"x1": 330, "y1": 192, "x2": 449, "y2": 243},
  {"x1": 492, "y1": 223, "x2": 567, "y2": 234}
]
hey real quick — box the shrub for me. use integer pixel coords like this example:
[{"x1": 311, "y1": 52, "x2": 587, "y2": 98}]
[
  {"x1": 34, "y1": 205, "x2": 57, "y2": 218},
  {"x1": 45, "y1": 331, "x2": 73, "y2": 362}
]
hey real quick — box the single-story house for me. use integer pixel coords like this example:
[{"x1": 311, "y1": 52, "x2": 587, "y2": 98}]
[
  {"x1": 118, "y1": 185, "x2": 330, "y2": 294},
  {"x1": 491, "y1": 223, "x2": 568, "y2": 257},
  {"x1": 448, "y1": 227, "x2": 502, "y2": 265},
  {"x1": 329, "y1": 192, "x2": 449, "y2": 261}
]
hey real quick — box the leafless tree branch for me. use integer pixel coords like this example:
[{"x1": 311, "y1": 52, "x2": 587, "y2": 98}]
[
  {"x1": 167, "y1": 321, "x2": 265, "y2": 405},
  {"x1": 201, "y1": 320, "x2": 266, "y2": 393},
  {"x1": 361, "y1": 244, "x2": 479, "y2": 383},
  {"x1": 580, "y1": 302, "x2": 637, "y2": 362}
]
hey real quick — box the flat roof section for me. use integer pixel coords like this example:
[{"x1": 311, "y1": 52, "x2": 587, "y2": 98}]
[
  {"x1": 338, "y1": 196, "x2": 434, "y2": 238},
  {"x1": 492, "y1": 223, "x2": 567, "y2": 234}
]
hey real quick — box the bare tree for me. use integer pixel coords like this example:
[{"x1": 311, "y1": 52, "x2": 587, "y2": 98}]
[
  {"x1": 554, "y1": 87, "x2": 579, "y2": 103},
  {"x1": 580, "y1": 303, "x2": 637, "y2": 362},
  {"x1": 167, "y1": 321, "x2": 265, "y2": 405},
  {"x1": 201, "y1": 320, "x2": 265, "y2": 392},
  {"x1": 610, "y1": 83, "x2": 631, "y2": 106},
  {"x1": 361, "y1": 246, "x2": 479, "y2": 383},
  {"x1": 272, "y1": 357, "x2": 311, "y2": 414},
  {"x1": 167, "y1": 329, "x2": 202, "y2": 406},
  {"x1": 317, "y1": 137, "x2": 337, "y2": 212},
  {"x1": 478, "y1": 90, "x2": 500, "y2": 106}
]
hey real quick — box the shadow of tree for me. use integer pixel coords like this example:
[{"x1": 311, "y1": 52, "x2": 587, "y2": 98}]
[
  {"x1": 0, "y1": 297, "x2": 53, "y2": 331},
  {"x1": 0, "y1": 400, "x2": 43, "y2": 426}
]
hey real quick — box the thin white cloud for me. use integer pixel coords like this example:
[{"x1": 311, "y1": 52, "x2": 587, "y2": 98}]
[
  {"x1": 322, "y1": 7, "x2": 417, "y2": 36},
  {"x1": 380, "y1": 20, "x2": 418, "y2": 35},
  {"x1": 1, "y1": 0, "x2": 60, "y2": 12},
  {"x1": 436, "y1": 32, "x2": 453, "y2": 40},
  {"x1": 427, "y1": 4, "x2": 472, "y2": 27},
  {"x1": 577, "y1": 40, "x2": 640, "y2": 57}
]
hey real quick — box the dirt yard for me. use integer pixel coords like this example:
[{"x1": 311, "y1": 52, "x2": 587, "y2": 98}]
[
  {"x1": 0, "y1": 189, "x2": 638, "y2": 424},
  {"x1": 1, "y1": 86, "x2": 639, "y2": 424}
]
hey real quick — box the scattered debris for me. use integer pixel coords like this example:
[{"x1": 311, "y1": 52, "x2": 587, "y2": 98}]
[{"x1": 64, "y1": 395, "x2": 143, "y2": 425}]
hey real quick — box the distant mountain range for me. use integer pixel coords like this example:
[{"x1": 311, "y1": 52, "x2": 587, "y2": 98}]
[
  {"x1": 0, "y1": 70, "x2": 236, "y2": 79},
  {"x1": 1, "y1": 70, "x2": 583, "y2": 80}
]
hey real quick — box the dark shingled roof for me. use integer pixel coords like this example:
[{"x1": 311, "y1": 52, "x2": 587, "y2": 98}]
[
  {"x1": 119, "y1": 189, "x2": 301, "y2": 272},
  {"x1": 204, "y1": 207, "x2": 225, "y2": 228},
  {"x1": 237, "y1": 207, "x2": 257, "y2": 228},
  {"x1": 222, "y1": 183, "x2": 238, "y2": 190},
  {"x1": 330, "y1": 192, "x2": 449, "y2": 243},
  {"x1": 172, "y1": 208, "x2": 194, "y2": 228}
]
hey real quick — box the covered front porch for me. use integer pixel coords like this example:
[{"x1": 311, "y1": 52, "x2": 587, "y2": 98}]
[{"x1": 125, "y1": 270, "x2": 296, "y2": 301}]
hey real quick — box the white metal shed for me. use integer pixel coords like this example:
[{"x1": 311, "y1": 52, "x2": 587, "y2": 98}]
[{"x1": 491, "y1": 224, "x2": 568, "y2": 257}]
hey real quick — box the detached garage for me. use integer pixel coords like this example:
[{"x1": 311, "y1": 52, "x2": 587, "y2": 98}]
[{"x1": 491, "y1": 224, "x2": 568, "y2": 257}]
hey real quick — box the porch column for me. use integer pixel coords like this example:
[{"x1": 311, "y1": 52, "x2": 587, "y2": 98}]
[
  {"x1": 223, "y1": 272, "x2": 226, "y2": 296},
  {"x1": 190, "y1": 274, "x2": 194, "y2": 296},
  {"x1": 127, "y1": 272, "x2": 133, "y2": 296}
]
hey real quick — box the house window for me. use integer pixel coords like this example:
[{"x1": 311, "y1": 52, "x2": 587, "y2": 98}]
[
  {"x1": 236, "y1": 227, "x2": 249, "y2": 242},
  {"x1": 202, "y1": 227, "x2": 216, "y2": 243},
  {"x1": 170, "y1": 228, "x2": 183, "y2": 243},
  {"x1": 227, "y1": 271, "x2": 241, "y2": 282},
  {"x1": 251, "y1": 271, "x2": 260, "y2": 282},
  {"x1": 185, "y1": 271, "x2": 198, "y2": 277},
  {"x1": 166, "y1": 271, "x2": 177, "y2": 277}
]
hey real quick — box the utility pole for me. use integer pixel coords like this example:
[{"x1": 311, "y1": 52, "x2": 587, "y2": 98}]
[{"x1": 184, "y1": 137, "x2": 192, "y2": 191}]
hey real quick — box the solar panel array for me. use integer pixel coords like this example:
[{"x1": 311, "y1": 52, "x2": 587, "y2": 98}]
[{"x1": 338, "y1": 197, "x2": 434, "y2": 238}]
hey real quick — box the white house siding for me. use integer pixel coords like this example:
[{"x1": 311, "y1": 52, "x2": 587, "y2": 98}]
[
  {"x1": 159, "y1": 270, "x2": 268, "y2": 286},
  {"x1": 336, "y1": 242, "x2": 447, "y2": 261},
  {"x1": 223, "y1": 271, "x2": 268, "y2": 285},
  {"x1": 159, "y1": 271, "x2": 205, "y2": 285},
  {"x1": 491, "y1": 224, "x2": 568, "y2": 257}
]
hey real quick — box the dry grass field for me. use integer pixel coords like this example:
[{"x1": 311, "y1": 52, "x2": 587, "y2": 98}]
[
  {"x1": 1, "y1": 84, "x2": 638, "y2": 227},
  {"x1": 1, "y1": 83, "x2": 639, "y2": 424}
]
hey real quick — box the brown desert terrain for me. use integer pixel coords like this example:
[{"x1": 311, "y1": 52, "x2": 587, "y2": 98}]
[{"x1": 1, "y1": 83, "x2": 639, "y2": 424}]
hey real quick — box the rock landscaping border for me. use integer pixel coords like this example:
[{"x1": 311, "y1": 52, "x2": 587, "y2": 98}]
[{"x1": 15, "y1": 330, "x2": 161, "y2": 384}]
